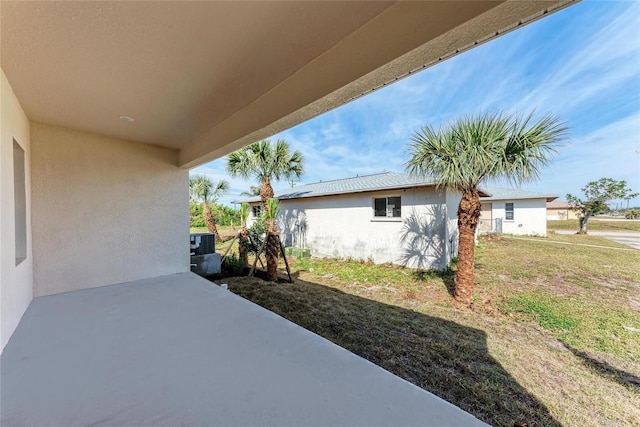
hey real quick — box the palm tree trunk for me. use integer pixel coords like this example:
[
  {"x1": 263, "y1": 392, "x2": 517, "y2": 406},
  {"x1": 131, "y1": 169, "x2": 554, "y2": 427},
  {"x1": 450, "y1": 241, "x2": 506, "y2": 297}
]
[
  {"x1": 454, "y1": 189, "x2": 481, "y2": 306},
  {"x1": 238, "y1": 228, "x2": 249, "y2": 268},
  {"x1": 202, "y1": 202, "x2": 221, "y2": 242},
  {"x1": 260, "y1": 177, "x2": 274, "y2": 211},
  {"x1": 266, "y1": 231, "x2": 280, "y2": 282}
]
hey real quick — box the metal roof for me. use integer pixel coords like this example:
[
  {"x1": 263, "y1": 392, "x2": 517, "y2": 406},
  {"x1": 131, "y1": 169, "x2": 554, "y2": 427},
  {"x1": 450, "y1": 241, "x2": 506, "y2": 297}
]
[
  {"x1": 233, "y1": 172, "x2": 436, "y2": 203},
  {"x1": 479, "y1": 187, "x2": 558, "y2": 202},
  {"x1": 233, "y1": 172, "x2": 557, "y2": 203}
]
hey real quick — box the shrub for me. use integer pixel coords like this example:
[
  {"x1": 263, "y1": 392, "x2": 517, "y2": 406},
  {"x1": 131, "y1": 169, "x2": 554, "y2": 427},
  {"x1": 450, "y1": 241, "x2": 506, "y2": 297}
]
[
  {"x1": 625, "y1": 209, "x2": 639, "y2": 219},
  {"x1": 247, "y1": 218, "x2": 267, "y2": 254},
  {"x1": 190, "y1": 203, "x2": 242, "y2": 228},
  {"x1": 190, "y1": 203, "x2": 205, "y2": 228},
  {"x1": 222, "y1": 254, "x2": 245, "y2": 276},
  {"x1": 215, "y1": 204, "x2": 242, "y2": 226}
]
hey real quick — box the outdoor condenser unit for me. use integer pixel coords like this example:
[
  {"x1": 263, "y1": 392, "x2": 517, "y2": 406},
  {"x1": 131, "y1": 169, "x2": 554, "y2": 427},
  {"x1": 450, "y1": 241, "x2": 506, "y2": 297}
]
[{"x1": 190, "y1": 233, "x2": 215, "y2": 255}]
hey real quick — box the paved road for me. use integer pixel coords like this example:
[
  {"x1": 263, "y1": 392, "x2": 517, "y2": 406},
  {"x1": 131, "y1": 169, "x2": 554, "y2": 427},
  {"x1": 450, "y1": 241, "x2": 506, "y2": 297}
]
[{"x1": 554, "y1": 230, "x2": 640, "y2": 250}]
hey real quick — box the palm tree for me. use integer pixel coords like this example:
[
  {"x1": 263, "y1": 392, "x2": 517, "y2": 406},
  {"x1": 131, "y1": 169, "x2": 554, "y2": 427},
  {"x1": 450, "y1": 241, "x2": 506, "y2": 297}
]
[
  {"x1": 226, "y1": 139, "x2": 304, "y2": 210},
  {"x1": 406, "y1": 111, "x2": 567, "y2": 306},
  {"x1": 189, "y1": 176, "x2": 230, "y2": 242},
  {"x1": 264, "y1": 198, "x2": 281, "y2": 282},
  {"x1": 238, "y1": 203, "x2": 250, "y2": 268}
]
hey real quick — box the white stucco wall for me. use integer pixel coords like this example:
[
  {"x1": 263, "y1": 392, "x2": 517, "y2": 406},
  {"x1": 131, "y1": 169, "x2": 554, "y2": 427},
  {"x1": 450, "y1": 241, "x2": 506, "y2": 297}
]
[
  {"x1": 275, "y1": 187, "x2": 451, "y2": 269},
  {"x1": 1, "y1": 69, "x2": 33, "y2": 352},
  {"x1": 489, "y1": 199, "x2": 548, "y2": 236},
  {"x1": 30, "y1": 123, "x2": 189, "y2": 296}
]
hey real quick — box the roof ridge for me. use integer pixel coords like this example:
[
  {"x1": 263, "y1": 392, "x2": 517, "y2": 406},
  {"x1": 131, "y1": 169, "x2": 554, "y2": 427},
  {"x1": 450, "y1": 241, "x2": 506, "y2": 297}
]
[{"x1": 300, "y1": 171, "x2": 397, "y2": 186}]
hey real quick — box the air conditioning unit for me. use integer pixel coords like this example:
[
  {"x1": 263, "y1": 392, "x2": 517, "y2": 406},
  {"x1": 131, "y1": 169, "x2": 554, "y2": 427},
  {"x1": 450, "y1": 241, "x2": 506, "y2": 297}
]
[{"x1": 190, "y1": 233, "x2": 215, "y2": 255}]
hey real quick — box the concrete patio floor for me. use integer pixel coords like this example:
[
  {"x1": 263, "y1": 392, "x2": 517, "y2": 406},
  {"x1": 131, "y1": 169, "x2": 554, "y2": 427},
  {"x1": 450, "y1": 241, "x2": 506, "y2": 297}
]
[{"x1": 1, "y1": 272, "x2": 485, "y2": 426}]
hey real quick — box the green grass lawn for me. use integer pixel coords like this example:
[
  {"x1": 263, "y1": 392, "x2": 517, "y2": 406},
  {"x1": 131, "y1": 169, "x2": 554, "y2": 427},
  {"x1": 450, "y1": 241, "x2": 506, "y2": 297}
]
[
  {"x1": 548, "y1": 219, "x2": 640, "y2": 232},
  {"x1": 221, "y1": 233, "x2": 640, "y2": 426}
]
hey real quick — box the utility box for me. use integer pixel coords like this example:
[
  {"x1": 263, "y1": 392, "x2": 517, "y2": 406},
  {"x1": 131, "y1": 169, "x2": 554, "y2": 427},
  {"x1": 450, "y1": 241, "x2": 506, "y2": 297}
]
[{"x1": 285, "y1": 247, "x2": 311, "y2": 259}]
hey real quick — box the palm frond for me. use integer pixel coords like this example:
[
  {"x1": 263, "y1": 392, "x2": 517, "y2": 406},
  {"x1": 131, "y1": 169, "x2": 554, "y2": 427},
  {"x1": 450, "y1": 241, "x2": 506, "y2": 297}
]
[
  {"x1": 406, "y1": 110, "x2": 568, "y2": 192},
  {"x1": 239, "y1": 203, "x2": 250, "y2": 227},
  {"x1": 240, "y1": 186, "x2": 261, "y2": 197},
  {"x1": 225, "y1": 138, "x2": 305, "y2": 199},
  {"x1": 264, "y1": 198, "x2": 280, "y2": 221},
  {"x1": 188, "y1": 175, "x2": 229, "y2": 204}
]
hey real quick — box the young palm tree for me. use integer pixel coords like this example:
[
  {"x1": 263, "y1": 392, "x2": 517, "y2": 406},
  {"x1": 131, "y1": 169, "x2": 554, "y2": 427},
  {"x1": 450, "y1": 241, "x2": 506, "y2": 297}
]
[
  {"x1": 406, "y1": 111, "x2": 567, "y2": 306},
  {"x1": 226, "y1": 139, "x2": 304, "y2": 210},
  {"x1": 238, "y1": 203, "x2": 250, "y2": 268},
  {"x1": 189, "y1": 176, "x2": 230, "y2": 242},
  {"x1": 264, "y1": 198, "x2": 281, "y2": 282}
]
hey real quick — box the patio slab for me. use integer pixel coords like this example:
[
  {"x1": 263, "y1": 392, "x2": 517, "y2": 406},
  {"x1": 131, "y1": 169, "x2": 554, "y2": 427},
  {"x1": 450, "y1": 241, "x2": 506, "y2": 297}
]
[{"x1": 1, "y1": 272, "x2": 485, "y2": 426}]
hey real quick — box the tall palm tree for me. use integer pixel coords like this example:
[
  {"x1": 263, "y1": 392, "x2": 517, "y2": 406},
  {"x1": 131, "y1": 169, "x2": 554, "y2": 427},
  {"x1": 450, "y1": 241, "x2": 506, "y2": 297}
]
[
  {"x1": 406, "y1": 111, "x2": 567, "y2": 306},
  {"x1": 189, "y1": 176, "x2": 230, "y2": 242},
  {"x1": 238, "y1": 203, "x2": 250, "y2": 268},
  {"x1": 264, "y1": 198, "x2": 281, "y2": 282},
  {"x1": 226, "y1": 139, "x2": 304, "y2": 210}
]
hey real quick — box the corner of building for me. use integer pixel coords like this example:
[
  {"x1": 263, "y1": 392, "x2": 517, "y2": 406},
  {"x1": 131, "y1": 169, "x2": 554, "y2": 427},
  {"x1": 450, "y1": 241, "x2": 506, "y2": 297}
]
[{"x1": 1, "y1": 68, "x2": 34, "y2": 353}]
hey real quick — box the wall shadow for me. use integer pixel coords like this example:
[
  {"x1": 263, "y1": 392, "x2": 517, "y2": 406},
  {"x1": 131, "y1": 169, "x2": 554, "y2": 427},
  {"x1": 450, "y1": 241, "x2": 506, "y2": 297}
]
[
  {"x1": 227, "y1": 275, "x2": 562, "y2": 427},
  {"x1": 278, "y1": 208, "x2": 308, "y2": 248},
  {"x1": 566, "y1": 345, "x2": 640, "y2": 389},
  {"x1": 398, "y1": 205, "x2": 447, "y2": 270}
]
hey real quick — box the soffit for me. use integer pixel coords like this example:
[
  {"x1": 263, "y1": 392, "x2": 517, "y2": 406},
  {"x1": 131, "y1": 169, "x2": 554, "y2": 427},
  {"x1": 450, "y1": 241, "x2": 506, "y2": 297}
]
[
  {"x1": 0, "y1": 1, "x2": 576, "y2": 167},
  {"x1": 1, "y1": 1, "x2": 393, "y2": 149}
]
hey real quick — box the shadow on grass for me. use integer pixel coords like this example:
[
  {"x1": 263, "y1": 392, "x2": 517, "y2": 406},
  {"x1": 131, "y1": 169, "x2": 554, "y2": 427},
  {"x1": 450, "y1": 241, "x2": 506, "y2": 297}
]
[
  {"x1": 412, "y1": 269, "x2": 456, "y2": 297},
  {"x1": 566, "y1": 345, "x2": 640, "y2": 390},
  {"x1": 225, "y1": 274, "x2": 561, "y2": 427}
]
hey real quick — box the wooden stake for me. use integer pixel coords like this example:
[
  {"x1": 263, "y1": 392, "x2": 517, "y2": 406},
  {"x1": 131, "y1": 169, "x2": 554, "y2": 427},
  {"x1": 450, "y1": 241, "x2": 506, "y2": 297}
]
[
  {"x1": 280, "y1": 241, "x2": 293, "y2": 283},
  {"x1": 249, "y1": 238, "x2": 267, "y2": 278},
  {"x1": 219, "y1": 235, "x2": 238, "y2": 265}
]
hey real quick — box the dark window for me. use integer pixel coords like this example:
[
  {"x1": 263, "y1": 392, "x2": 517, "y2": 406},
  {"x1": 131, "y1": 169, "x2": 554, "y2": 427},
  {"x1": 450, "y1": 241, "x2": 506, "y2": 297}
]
[
  {"x1": 373, "y1": 197, "x2": 401, "y2": 218},
  {"x1": 252, "y1": 205, "x2": 262, "y2": 217},
  {"x1": 505, "y1": 203, "x2": 514, "y2": 221},
  {"x1": 374, "y1": 198, "x2": 387, "y2": 217},
  {"x1": 13, "y1": 139, "x2": 26, "y2": 265}
]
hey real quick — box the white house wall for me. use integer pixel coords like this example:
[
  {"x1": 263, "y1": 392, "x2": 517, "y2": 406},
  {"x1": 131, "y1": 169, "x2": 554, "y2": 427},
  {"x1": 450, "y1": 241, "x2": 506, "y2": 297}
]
[
  {"x1": 275, "y1": 188, "x2": 450, "y2": 269},
  {"x1": 1, "y1": 69, "x2": 33, "y2": 352},
  {"x1": 30, "y1": 123, "x2": 189, "y2": 296},
  {"x1": 490, "y1": 198, "x2": 548, "y2": 236}
]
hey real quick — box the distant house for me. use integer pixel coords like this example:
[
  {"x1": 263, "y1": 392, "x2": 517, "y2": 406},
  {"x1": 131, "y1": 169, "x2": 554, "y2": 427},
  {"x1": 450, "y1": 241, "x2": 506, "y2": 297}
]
[
  {"x1": 546, "y1": 200, "x2": 577, "y2": 220},
  {"x1": 236, "y1": 172, "x2": 556, "y2": 270},
  {"x1": 478, "y1": 188, "x2": 558, "y2": 234}
]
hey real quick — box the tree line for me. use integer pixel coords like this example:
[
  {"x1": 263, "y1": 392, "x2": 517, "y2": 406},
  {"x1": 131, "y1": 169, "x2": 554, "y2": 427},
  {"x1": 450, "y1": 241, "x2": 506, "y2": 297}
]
[{"x1": 190, "y1": 203, "x2": 240, "y2": 229}]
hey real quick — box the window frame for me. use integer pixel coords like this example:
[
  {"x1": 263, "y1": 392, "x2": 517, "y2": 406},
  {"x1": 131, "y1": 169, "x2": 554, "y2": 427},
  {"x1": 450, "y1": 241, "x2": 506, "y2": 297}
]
[
  {"x1": 372, "y1": 196, "x2": 402, "y2": 219},
  {"x1": 505, "y1": 202, "x2": 514, "y2": 221}
]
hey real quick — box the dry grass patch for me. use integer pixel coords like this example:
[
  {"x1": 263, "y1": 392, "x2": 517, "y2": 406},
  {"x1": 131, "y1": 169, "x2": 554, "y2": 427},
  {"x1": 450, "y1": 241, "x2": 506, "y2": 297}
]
[{"x1": 217, "y1": 234, "x2": 639, "y2": 426}]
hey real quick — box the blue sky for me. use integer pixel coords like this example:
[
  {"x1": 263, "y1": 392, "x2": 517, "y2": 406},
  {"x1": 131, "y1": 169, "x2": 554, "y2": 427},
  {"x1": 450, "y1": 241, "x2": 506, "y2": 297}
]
[{"x1": 193, "y1": 0, "x2": 640, "y2": 208}]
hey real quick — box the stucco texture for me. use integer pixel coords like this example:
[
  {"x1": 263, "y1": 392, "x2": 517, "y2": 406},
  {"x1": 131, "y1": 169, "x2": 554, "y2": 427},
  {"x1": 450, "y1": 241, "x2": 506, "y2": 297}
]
[
  {"x1": 30, "y1": 123, "x2": 189, "y2": 296},
  {"x1": 1, "y1": 69, "x2": 33, "y2": 352}
]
